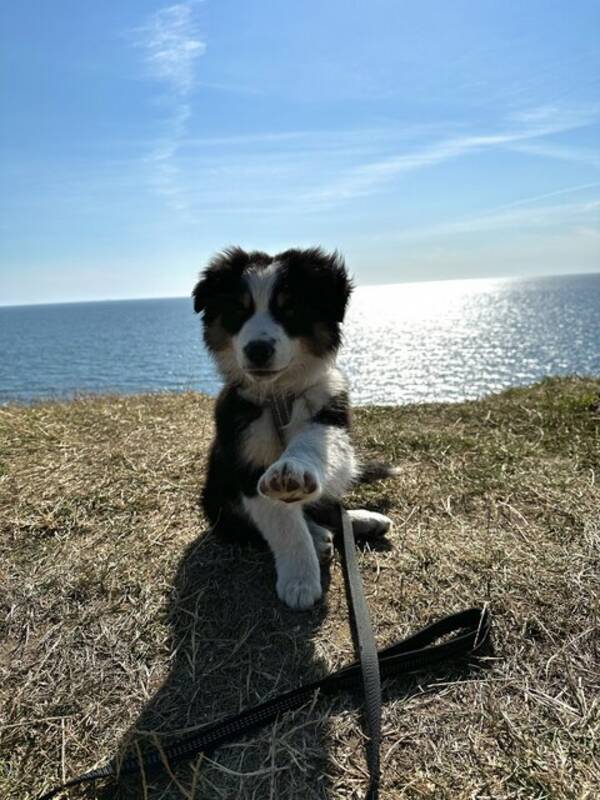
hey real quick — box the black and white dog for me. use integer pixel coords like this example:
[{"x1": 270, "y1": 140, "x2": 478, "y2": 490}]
[{"x1": 193, "y1": 247, "x2": 392, "y2": 609}]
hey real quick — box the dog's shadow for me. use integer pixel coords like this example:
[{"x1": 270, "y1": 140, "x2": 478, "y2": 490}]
[
  {"x1": 92, "y1": 511, "x2": 484, "y2": 799},
  {"x1": 96, "y1": 528, "x2": 335, "y2": 799}
]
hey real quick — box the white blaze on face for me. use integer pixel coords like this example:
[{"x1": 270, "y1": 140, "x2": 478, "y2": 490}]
[{"x1": 232, "y1": 262, "x2": 297, "y2": 376}]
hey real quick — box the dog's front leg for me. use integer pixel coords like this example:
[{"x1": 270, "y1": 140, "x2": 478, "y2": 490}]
[
  {"x1": 258, "y1": 423, "x2": 356, "y2": 504},
  {"x1": 243, "y1": 495, "x2": 321, "y2": 609}
]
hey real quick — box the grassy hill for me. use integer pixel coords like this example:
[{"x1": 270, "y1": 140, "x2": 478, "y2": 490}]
[{"x1": 1, "y1": 377, "x2": 599, "y2": 799}]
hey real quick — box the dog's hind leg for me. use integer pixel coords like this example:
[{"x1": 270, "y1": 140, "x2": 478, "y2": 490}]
[
  {"x1": 306, "y1": 519, "x2": 334, "y2": 563},
  {"x1": 347, "y1": 509, "x2": 392, "y2": 538},
  {"x1": 304, "y1": 502, "x2": 392, "y2": 541}
]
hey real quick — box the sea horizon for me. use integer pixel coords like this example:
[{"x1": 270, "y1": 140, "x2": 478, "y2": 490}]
[
  {"x1": 1, "y1": 269, "x2": 598, "y2": 310},
  {"x1": 1, "y1": 271, "x2": 599, "y2": 407}
]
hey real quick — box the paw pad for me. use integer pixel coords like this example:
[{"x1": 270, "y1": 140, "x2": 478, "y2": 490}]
[{"x1": 258, "y1": 459, "x2": 320, "y2": 503}]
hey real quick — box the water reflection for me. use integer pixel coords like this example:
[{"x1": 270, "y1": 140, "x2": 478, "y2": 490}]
[
  {"x1": 339, "y1": 274, "x2": 600, "y2": 404},
  {"x1": 0, "y1": 273, "x2": 598, "y2": 405}
]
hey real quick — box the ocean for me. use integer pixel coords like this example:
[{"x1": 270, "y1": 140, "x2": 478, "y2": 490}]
[{"x1": 1, "y1": 273, "x2": 598, "y2": 406}]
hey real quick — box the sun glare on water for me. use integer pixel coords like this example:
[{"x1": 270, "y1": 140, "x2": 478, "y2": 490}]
[{"x1": 340, "y1": 277, "x2": 564, "y2": 405}]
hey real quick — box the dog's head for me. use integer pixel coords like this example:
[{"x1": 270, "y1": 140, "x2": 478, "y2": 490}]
[{"x1": 192, "y1": 247, "x2": 352, "y2": 390}]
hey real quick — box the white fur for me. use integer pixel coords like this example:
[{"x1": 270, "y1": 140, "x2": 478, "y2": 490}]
[
  {"x1": 240, "y1": 365, "x2": 356, "y2": 475},
  {"x1": 232, "y1": 263, "x2": 299, "y2": 377},
  {"x1": 347, "y1": 509, "x2": 392, "y2": 537},
  {"x1": 240, "y1": 407, "x2": 282, "y2": 468},
  {"x1": 245, "y1": 262, "x2": 280, "y2": 311},
  {"x1": 243, "y1": 368, "x2": 359, "y2": 608},
  {"x1": 207, "y1": 260, "x2": 391, "y2": 609},
  {"x1": 274, "y1": 423, "x2": 357, "y2": 500},
  {"x1": 212, "y1": 261, "x2": 340, "y2": 399},
  {"x1": 307, "y1": 520, "x2": 334, "y2": 563},
  {"x1": 243, "y1": 494, "x2": 322, "y2": 609}
]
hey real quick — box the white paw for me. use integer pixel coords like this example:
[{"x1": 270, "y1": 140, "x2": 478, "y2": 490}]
[
  {"x1": 258, "y1": 459, "x2": 321, "y2": 504},
  {"x1": 308, "y1": 523, "x2": 335, "y2": 563},
  {"x1": 348, "y1": 509, "x2": 393, "y2": 538},
  {"x1": 277, "y1": 573, "x2": 322, "y2": 609},
  {"x1": 276, "y1": 551, "x2": 322, "y2": 609}
]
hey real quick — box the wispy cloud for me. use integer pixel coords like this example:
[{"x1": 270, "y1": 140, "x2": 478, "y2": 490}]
[
  {"x1": 381, "y1": 187, "x2": 600, "y2": 244},
  {"x1": 134, "y1": 3, "x2": 205, "y2": 213},
  {"x1": 122, "y1": 92, "x2": 600, "y2": 221},
  {"x1": 507, "y1": 141, "x2": 600, "y2": 170},
  {"x1": 438, "y1": 199, "x2": 600, "y2": 236},
  {"x1": 179, "y1": 123, "x2": 463, "y2": 151},
  {"x1": 300, "y1": 105, "x2": 600, "y2": 207},
  {"x1": 138, "y1": 3, "x2": 205, "y2": 93},
  {"x1": 485, "y1": 182, "x2": 600, "y2": 213}
]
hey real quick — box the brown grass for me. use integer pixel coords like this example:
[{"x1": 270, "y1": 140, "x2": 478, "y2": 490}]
[{"x1": 1, "y1": 377, "x2": 599, "y2": 800}]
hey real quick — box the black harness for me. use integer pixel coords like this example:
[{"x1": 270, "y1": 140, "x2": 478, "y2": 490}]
[
  {"x1": 265, "y1": 392, "x2": 296, "y2": 444},
  {"x1": 37, "y1": 402, "x2": 492, "y2": 800}
]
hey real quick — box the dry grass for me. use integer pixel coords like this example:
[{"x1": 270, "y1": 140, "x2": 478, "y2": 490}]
[{"x1": 1, "y1": 377, "x2": 599, "y2": 800}]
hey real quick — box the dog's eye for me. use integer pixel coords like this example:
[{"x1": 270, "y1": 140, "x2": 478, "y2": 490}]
[
  {"x1": 273, "y1": 291, "x2": 299, "y2": 323},
  {"x1": 221, "y1": 294, "x2": 246, "y2": 311},
  {"x1": 217, "y1": 294, "x2": 252, "y2": 330}
]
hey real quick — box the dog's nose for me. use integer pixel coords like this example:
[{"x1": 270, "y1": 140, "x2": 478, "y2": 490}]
[{"x1": 244, "y1": 340, "x2": 275, "y2": 367}]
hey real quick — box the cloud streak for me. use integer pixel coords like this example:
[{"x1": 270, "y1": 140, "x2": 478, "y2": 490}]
[
  {"x1": 139, "y1": 3, "x2": 205, "y2": 93},
  {"x1": 300, "y1": 105, "x2": 600, "y2": 207},
  {"x1": 381, "y1": 190, "x2": 600, "y2": 244},
  {"x1": 134, "y1": 3, "x2": 205, "y2": 213},
  {"x1": 148, "y1": 116, "x2": 600, "y2": 220},
  {"x1": 486, "y1": 182, "x2": 600, "y2": 213},
  {"x1": 507, "y1": 141, "x2": 600, "y2": 170}
]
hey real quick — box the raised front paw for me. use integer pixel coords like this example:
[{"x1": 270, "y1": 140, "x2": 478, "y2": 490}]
[{"x1": 258, "y1": 459, "x2": 321, "y2": 503}]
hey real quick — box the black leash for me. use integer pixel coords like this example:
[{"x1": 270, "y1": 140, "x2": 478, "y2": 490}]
[
  {"x1": 37, "y1": 526, "x2": 491, "y2": 799},
  {"x1": 37, "y1": 398, "x2": 492, "y2": 798}
]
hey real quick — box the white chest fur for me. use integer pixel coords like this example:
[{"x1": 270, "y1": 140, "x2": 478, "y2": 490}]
[
  {"x1": 241, "y1": 407, "x2": 283, "y2": 467},
  {"x1": 240, "y1": 396, "x2": 311, "y2": 468},
  {"x1": 239, "y1": 367, "x2": 348, "y2": 470}
]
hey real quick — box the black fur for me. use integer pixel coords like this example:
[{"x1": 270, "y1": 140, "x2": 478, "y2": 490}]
[
  {"x1": 270, "y1": 248, "x2": 352, "y2": 354},
  {"x1": 201, "y1": 384, "x2": 268, "y2": 545},
  {"x1": 194, "y1": 247, "x2": 353, "y2": 546},
  {"x1": 192, "y1": 247, "x2": 272, "y2": 315},
  {"x1": 192, "y1": 248, "x2": 274, "y2": 351},
  {"x1": 312, "y1": 392, "x2": 350, "y2": 427},
  {"x1": 193, "y1": 246, "x2": 352, "y2": 357},
  {"x1": 201, "y1": 387, "x2": 355, "y2": 548}
]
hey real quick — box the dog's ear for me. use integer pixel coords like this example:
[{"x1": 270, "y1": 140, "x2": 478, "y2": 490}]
[
  {"x1": 192, "y1": 276, "x2": 210, "y2": 313},
  {"x1": 321, "y1": 250, "x2": 352, "y2": 322},
  {"x1": 192, "y1": 247, "x2": 253, "y2": 314},
  {"x1": 279, "y1": 248, "x2": 352, "y2": 322}
]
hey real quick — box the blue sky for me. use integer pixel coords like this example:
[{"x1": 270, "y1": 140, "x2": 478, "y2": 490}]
[{"x1": 1, "y1": 0, "x2": 599, "y2": 305}]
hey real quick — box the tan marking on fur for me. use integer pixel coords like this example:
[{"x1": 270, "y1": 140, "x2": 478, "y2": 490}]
[
  {"x1": 241, "y1": 408, "x2": 283, "y2": 468},
  {"x1": 204, "y1": 318, "x2": 231, "y2": 351},
  {"x1": 303, "y1": 323, "x2": 334, "y2": 356}
]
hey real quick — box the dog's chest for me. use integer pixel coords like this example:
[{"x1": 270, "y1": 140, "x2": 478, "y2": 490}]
[{"x1": 240, "y1": 398, "x2": 310, "y2": 468}]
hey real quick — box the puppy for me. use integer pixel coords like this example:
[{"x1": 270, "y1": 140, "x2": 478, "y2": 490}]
[{"x1": 193, "y1": 247, "x2": 392, "y2": 609}]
